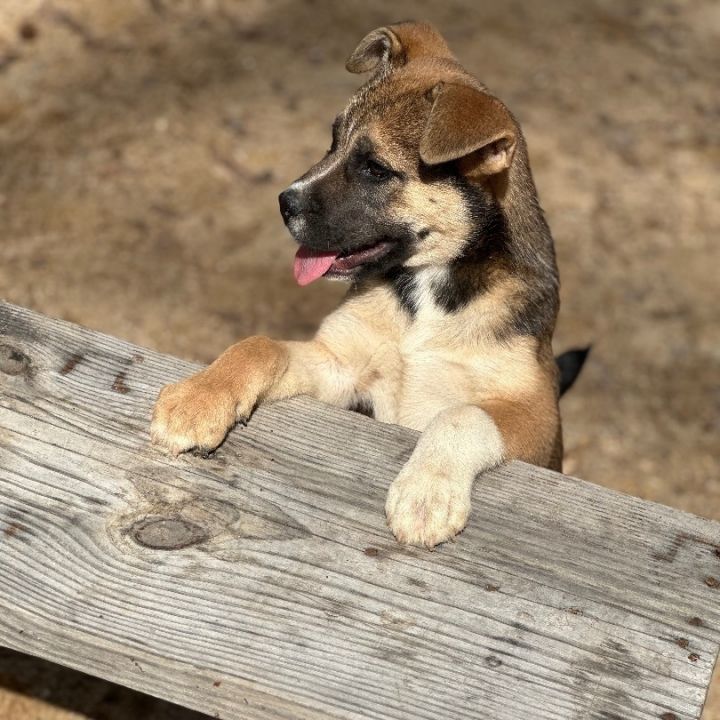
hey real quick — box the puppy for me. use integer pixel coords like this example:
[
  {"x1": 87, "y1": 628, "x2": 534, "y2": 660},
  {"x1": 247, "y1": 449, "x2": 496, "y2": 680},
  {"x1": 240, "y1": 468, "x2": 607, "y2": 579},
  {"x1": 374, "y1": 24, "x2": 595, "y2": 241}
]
[{"x1": 151, "y1": 22, "x2": 583, "y2": 548}]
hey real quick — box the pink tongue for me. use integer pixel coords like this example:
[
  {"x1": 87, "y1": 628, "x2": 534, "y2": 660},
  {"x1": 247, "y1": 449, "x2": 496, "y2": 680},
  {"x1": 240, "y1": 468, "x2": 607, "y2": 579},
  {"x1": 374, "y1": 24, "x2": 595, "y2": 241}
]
[{"x1": 293, "y1": 247, "x2": 338, "y2": 286}]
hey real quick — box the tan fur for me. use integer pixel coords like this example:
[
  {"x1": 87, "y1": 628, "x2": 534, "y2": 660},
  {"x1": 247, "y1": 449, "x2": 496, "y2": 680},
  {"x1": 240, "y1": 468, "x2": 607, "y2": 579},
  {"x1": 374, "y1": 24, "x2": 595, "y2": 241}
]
[
  {"x1": 151, "y1": 22, "x2": 564, "y2": 548},
  {"x1": 395, "y1": 180, "x2": 469, "y2": 267},
  {"x1": 420, "y1": 83, "x2": 517, "y2": 171},
  {"x1": 151, "y1": 337, "x2": 289, "y2": 454}
]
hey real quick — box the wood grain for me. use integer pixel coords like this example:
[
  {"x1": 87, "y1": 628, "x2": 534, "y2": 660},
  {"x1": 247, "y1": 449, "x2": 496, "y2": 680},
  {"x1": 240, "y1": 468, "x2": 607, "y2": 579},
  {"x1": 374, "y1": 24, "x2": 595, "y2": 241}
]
[{"x1": 1, "y1": 300, "x2": 719, "y2": 720}]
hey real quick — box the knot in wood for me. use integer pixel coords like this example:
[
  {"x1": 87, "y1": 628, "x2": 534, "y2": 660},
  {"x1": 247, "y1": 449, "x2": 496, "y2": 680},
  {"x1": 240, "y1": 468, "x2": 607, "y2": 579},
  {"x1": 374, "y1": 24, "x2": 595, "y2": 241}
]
[
  {"x1": 0, "y1": 344, "x2": 31, "y2": 376},
  {"x1": 131, "y1": 517, "x2": 208, "y2": 550}
]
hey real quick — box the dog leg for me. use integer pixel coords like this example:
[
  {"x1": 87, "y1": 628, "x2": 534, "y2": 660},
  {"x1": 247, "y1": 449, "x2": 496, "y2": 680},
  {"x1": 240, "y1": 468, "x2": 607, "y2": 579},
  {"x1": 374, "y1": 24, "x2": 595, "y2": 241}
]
[
  {"x1": 150, "y1": 337, "x2": 356, "y2": 455},
  {"x1": 386, "y1": 396, "x2": 559, "y2": 547},
  {"x1": 386, "y1": 405, "x2": 505, "y2": 548}
]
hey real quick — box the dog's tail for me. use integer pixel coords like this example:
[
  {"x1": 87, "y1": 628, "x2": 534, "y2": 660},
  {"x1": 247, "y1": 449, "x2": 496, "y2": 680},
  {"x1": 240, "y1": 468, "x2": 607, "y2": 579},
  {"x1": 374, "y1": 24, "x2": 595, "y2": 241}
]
[{"x1": 556, "y1": 346, "x2": 591, "y2": 397}]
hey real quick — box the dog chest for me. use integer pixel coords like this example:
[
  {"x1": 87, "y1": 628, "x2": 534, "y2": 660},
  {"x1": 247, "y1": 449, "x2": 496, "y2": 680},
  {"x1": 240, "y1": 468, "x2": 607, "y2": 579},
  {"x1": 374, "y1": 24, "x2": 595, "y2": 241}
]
[{"x1": 365, "y1": 330, "x2": 542, "y2": 432}]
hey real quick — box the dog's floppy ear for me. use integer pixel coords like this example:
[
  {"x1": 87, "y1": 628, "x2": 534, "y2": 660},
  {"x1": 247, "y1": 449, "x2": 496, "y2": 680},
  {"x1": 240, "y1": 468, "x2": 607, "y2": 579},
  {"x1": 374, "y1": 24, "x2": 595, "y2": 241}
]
[
  {"x1": 420, "y1": 83, "x2": 517, "y2": 175},
  {"x1": 346, "y1": 22, "x2": 453, "y2": 75},
  {"x1": 346, "y1": 26, "x2": 403, "y2": 74}
]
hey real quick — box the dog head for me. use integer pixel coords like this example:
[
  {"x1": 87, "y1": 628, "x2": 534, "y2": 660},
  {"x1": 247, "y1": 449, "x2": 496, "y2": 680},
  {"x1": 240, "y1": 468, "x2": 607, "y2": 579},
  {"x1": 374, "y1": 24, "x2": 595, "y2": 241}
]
[{"x1": 279, "y1": 22, "x2": 521, "y2": 286}]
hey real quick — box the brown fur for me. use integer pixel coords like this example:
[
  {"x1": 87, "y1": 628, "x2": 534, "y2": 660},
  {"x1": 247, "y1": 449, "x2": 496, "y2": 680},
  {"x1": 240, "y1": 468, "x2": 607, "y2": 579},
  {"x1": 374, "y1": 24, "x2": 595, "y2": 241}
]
[{"x1": 151, "y1": 21, "x2": 564, "y2": 548}]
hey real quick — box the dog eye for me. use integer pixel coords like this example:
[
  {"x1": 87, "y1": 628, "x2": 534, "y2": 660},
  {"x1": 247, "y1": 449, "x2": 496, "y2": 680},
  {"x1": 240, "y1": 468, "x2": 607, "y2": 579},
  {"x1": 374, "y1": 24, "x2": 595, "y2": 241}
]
[{"x1": 362, "y1": 158, "x2": 392, "y2": 181}]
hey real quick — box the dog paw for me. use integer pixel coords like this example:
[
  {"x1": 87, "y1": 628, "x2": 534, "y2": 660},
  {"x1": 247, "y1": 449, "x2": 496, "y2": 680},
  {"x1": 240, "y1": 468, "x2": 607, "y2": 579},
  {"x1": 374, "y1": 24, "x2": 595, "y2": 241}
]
[
  {"x1": 385, "y1": 466, "x2": 471, "y2": 549},
  {"x1": 150, "y1": 373, "x2": 247, "y2": 456}
]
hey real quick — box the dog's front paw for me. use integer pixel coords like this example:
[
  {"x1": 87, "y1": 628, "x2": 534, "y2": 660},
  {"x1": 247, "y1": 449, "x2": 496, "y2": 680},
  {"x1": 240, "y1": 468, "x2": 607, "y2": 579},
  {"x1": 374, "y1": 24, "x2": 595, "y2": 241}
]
[
  {"x1": 150, "y1": 372, "x2": 246, "y2": 456},
  {"x1": 385, "y1": 466, "x2": 471, "y2": 549}
]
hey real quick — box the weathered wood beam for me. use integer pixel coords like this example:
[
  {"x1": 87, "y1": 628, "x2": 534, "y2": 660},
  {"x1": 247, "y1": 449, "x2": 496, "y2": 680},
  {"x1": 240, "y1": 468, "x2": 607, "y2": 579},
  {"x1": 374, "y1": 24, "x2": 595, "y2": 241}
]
[{"x1": 1, "y1": 300, "x2": 719, "y2": 719}]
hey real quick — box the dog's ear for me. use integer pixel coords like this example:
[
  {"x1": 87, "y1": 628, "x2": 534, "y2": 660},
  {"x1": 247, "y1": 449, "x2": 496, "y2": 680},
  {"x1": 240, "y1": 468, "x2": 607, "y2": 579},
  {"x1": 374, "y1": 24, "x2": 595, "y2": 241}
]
[
  {"x1": 346, "y1": 26, "x2": 403, "y2": 74},
  {"x1": 420, "y1": 83, "x2": 517, "y2": 175},
  {"x1": 346, "y1": 22, "x2": 453, "y2": 75}
]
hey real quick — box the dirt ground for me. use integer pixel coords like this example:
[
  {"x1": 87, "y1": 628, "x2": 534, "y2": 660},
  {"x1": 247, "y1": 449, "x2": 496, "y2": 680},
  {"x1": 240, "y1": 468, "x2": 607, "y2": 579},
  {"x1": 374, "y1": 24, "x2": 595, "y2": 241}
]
[{"x1": 0, "y1": 0, "x2": 718, "y2": 717}]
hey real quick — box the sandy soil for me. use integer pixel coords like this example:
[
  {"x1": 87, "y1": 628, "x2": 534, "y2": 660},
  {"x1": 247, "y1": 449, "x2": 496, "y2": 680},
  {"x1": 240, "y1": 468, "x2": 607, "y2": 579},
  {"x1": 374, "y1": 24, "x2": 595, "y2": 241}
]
[{"x1": 0, "y1": 0, "x2": 718, "y2": 717}]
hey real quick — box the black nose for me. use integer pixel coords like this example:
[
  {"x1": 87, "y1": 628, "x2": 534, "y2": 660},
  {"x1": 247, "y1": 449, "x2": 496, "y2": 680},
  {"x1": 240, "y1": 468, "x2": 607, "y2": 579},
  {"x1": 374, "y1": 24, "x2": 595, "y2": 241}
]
[{"x1": 279, "y1": 188, "x2": 301, "y2": 223}]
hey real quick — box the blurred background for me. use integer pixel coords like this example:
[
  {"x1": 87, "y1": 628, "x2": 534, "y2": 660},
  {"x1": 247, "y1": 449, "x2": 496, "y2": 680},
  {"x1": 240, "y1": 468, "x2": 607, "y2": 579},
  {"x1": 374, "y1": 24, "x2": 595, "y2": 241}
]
[{"x1": 0, "y1": 0, "x2": 718, "y2": 717}]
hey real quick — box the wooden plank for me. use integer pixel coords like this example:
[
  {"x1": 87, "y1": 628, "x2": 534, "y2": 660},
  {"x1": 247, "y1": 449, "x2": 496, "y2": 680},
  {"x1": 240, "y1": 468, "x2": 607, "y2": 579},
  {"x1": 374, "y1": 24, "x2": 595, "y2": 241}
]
[{"x1": 0, "y1": 299, "x2": 719, "y2": 720}]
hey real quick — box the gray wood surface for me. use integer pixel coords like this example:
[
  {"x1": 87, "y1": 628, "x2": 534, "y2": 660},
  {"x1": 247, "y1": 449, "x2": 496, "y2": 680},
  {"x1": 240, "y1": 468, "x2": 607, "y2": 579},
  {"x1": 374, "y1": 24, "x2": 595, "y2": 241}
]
[{"x1": 1, "y1": 300, "x2": 719, "y2": 720}]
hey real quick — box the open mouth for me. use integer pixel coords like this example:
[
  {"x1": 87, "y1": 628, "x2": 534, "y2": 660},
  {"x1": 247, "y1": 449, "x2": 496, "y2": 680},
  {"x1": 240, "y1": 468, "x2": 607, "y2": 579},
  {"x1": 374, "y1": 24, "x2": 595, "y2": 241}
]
[{"x1": 293, "y1": 240, "x2": 395, "y2": 286}]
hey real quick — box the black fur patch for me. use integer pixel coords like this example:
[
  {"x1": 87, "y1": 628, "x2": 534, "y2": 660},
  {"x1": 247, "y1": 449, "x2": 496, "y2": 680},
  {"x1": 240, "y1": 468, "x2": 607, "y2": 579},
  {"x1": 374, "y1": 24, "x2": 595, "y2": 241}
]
[
  {"x1": 429, "y1": 178, "x2": 510, "y2": 314},
  {"x1": 383, "y1": 173, "x2": 558, "y2": 344},
  {"x1": 349, "y1": 397, "x2": 375, "y2": 418},
  {"x1": 386, "y1": 266, "x2": 419, "y2": 317},
  {"x1": 382, "y1": 174, "x2": 512, "y2": 318},
  {"x1": 431, "y1": 175, "x2": 559, "y2": 341}
]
